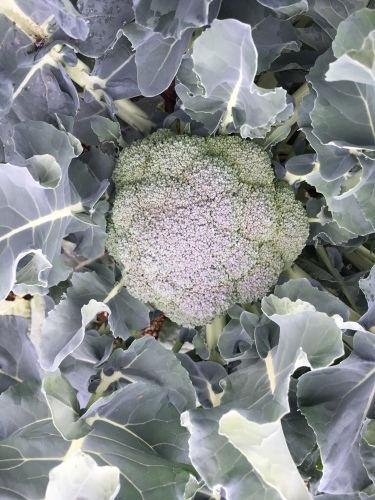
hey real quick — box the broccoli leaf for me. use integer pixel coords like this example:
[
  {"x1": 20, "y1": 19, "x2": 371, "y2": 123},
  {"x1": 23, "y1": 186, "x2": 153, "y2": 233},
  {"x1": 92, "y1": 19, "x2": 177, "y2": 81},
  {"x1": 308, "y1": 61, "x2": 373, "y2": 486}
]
[
  {"x1": 82, "y1": 382, "x2": 195, "y2": 499},
  {"x1": 326, "y1": 9, "x2": 375, "y2": 86},
  {"x1": 70, "y1": 0, "x2": 134, "y2": 57},
  {"x1": 88, "y1": 35, "x2": 140, "y2": 100},
  {"x1": 45, "y1": 450, "x2": 120, "y2": 500},
  {"x1": 176, "y1": 18, "x2": 293, "y2": 138},
  {"x1": 183, "y1": 282, "x2": 344, "y2": 499},
  {"x1": 40, "y1": 267, "x2": 150, "y2": 371},
  {"x1": 0, "y1": 122, "x2": 98, "y2": 300},
  {"x1": 306, "y1": 0, "x2": 369, "y2": 38},
  {"x1": 42, "y1": 372, "x2": 91, "y2": 440},
  {"x1": 360, "y1": 419, "x2": 375, "y2": 485},
  {"x1": 218, "y1": 410, "x2": 312, "y2": 500},
  {"x1": 10, "y1": 0, "x2": 89, "y2": 40},
  {"x1": 133, "y1": 0, "x2": 214, "y2": 39},
  {"x1": 87, "y1": 337, "x2": 196, "y2": 412},
  {"x1": 0, "y1": 381, "x2": 71, "y2": 499},
  {"x1": 123, "y1": 22, "x2": 192, "y2": 97},
  {"x1": 308, "y1": 49, "x2": 375, "y2": 150},
  {"x1": 218, "y1": 0, "x2": 301, "y2": 73},
  {"x1": 257, "y1": 0, "x2": 307, "y2": 18},
  {"x1": 59, "y1": 332, "x2": 114, "y2": 407},
  {"x1": 298, "y1": 330, "x2": 375, "y2": 495},
  {"x1": 0, "y1": 315, "x2": 40, "y2": 393}
]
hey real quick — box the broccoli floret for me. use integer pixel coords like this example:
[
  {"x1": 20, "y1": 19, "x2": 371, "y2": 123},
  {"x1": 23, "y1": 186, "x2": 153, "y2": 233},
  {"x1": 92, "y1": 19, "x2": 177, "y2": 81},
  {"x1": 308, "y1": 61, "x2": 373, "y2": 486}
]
[{"x1": 107, "y1": 129, "x2": 309, "y2": 327}]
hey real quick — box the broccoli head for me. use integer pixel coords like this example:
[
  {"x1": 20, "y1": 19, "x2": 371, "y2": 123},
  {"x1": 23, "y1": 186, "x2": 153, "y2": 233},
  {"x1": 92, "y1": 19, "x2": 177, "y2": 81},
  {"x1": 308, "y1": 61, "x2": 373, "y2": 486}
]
[{"x1": 107, "y1": 129, "x2": 309, "y2": 327}]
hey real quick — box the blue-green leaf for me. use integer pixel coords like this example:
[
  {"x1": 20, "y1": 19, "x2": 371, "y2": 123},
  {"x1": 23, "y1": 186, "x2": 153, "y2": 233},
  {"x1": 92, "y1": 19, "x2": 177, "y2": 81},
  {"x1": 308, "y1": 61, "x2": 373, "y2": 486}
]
[{"x1": 176, "y1": 18, "x2": 293, "y2": 138}]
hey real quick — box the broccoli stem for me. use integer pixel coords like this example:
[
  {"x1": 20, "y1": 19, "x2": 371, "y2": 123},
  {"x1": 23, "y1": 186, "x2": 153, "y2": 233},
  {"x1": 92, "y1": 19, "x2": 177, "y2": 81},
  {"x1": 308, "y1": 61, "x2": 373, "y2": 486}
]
[
  {"x1": 241, "y1": 303, "x2": 261, "y2": 316},
  {"x1": 205, "y1": 315, "x2": 226, "y2": 364},
  {"x1": 356, "y1": 245, "x2": 375, "y2": 264},
  {"x1": 172, "y1": 339, "x2": 184, "y2": 353},
  {"x1": 49, "y1": 45, "x2": 155, "y2": 134},
  {"x1": 316, "y1": 245, "x2": 360, "y2": 314},
  {"x1": 283, "y1": 83, "x2": 310, "y2": 128},
  {"x1": 343, "y1": 247, "x2": 375, "y2": 271},
  {"x1": 0, "y1": 1, "x2": 52, "y2": 40}
]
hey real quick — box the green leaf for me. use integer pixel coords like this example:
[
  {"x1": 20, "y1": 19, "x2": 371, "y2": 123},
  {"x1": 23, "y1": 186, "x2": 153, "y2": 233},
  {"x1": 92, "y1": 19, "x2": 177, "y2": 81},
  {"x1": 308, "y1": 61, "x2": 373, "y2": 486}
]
[
  {"x1": 69, "y1": 0, "x2": 134, "y2": 58},
  {"x1": 326, "y1": 9, "x2": 375, "y2": 86},
  {"x1": 360, "y1": 419, "x2": 375, "y2": 484},
  {"x1": 183, "y1": 408, "x2": 282, "y2": 500},
  {"x1": 273, "y1": 278, "x2": 349, "y2": 320},
  {"x1": 0, "y1": 315, "x2": 40, "y2": 392},
  {"x1": 12, "y1": 0, "x2": 89, "y2": 40},
  {"x1": 91, "y1": 116, "x2": 126, "y2": 147},
  {"x1": 359, "y1": 266, "x2": 375, "y2": 332},
  {"x1": 218, "y1": 0, "x2": 300, "y2": 73},
  {"x1": 281, "y1": 379, "x2": 316, "y2": 466},
  {"x1": 40, "y1": 267, "x2": 150, "y2": 371},
  {"x1": 183, "y1": 285, "x2": 344, "y2": 498},
  {"x1": 133, "y1": 0, "x2": 213, "y2": 38},
  {"x1": 89, "y1": 337, "x2": 196, "y2": 412},
  {"x1": 256, "y1": 0, "x2": 307, "y2": 17},
  {"x1": 0, "y1": 122, "x2": 87, "y2": 300},
  {"x1": 123, "y1": 22, "x2": 192, "y2": 97},
  {"x1": 218, "y1": 410, "x2": 312, "y2": 500},
  {"x1": 298, "y1": 330, "x2": 375, "y2": 494},
  {"x1": 60, "y1": 332, "x2": 114, "y2": 407},
  {"x1": 308, "y1": 49, "x2": 375, "y2": 150},
  {"x1": 45, "y1": 450, "x2": 120, "y2": 500},
  {"x1": 221, "y1": 290, "x2": 344, "y2": 419},
  {"x1": 42, "y1": 372, "x2": 91, "y2": 440},
  {"x1": 0, "y1": 381, "x2": 71, "y2": 499},
  {"x1": 176, "y1": 18, "x2": 293, "y2": 138},
  {"x1": 306, "y1": 0, "x2": 368, "y2": 38},
  {"x1": 176, "y1": 354, "x2": 226, "y2": 408},
  {"x1": 82, "y1": 382, "x2": 195, "y2": 499}
]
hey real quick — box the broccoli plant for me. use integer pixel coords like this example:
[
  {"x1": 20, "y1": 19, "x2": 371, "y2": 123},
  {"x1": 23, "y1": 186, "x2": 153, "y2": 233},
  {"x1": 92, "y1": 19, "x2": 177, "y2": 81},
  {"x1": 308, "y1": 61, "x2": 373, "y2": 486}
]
[
  {"x1": 1, "y1": 1, "x2": 375, "y2": 499},
  {"x1": 107, "y1": 129, "x2": 309, "y2": 327}
]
